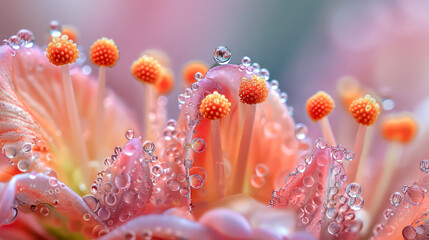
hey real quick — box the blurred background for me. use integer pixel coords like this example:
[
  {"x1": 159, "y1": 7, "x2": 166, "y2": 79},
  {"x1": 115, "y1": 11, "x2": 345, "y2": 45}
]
[{"x1": 1, "y1": 0, "x2": 429, "y2": 139}]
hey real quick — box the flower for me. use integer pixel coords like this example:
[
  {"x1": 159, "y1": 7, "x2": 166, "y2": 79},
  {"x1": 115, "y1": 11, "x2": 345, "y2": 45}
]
[{"x1": 0, "y1": 16, "x2": 429, "y2": 240}]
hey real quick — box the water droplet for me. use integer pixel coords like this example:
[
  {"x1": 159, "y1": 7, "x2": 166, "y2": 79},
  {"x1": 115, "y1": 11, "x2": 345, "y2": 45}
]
[
  {"x1": 191, "y1": 82, "x2": 199, "y2": 91},
  {"x1": 17, "y1": 160, "x2": 30, "y2": 172},
  {"x1": 83, "y1": 213, "x2": 91, "y2": 221},
  {"x1": 178, "y1": 94, "x2": 186, "y2": 104},
  {"x1": 151, "y1": 165, "x2": 163, "y2": 177},
  {"x1": 296, "y1": 163, "x2": 306, "y2": 173},
  {"x1": 332, "y1": 149, "x2": 344, "y2": 162},
  {"x1": 404, "y1": 184, "x2": 425, "y2": 206},
  {"x1": 194, "y1": 72, "x2": 204, "y2": 81},
  {"x1": 142, "y1": 141, "x2": 155, "y2": 156},
  {"x1": 348, "y1": 196, "x2": 364, "y2": 210},
  {"x1": 115, "y1": 172, "x2": 131, "y2": 189},
  {"x1": 40, "y1": 206, "x2": 50, "y2": 216},
  {"x1": 8, "y1": 35, "x2": 21, "y2": 50},
  {"x1": 184, "y1": 159, "x2": 193, "y2": 168},
  {"x1": 189, "y1": 174, "x2": 204, "y2": 189},
  {"x1": 295, "y1": 123, "x2": 308, "y2": 140},
  {"x1": 303, "y1": 176, "x2": 314, "y2": 187},
  {"x1": 105, "y1": 193, "x2": 117, "y2": 206},
  {"x1": 326, "y1": 207, "x2": 338, "y2": 220},
  {"x1": 17, "y1": 29, "x2": 35, "y2": 48},
  {"x1": 345, "y1": 151, "x2": 355, "y2": 161},
  {"x1": 190, "y1": 138, "x2": 206, "y2": 153},
  {"x1": 49, "y1": 20, "x2": 62, "y2": 38},
  {"x1": 124, "y1": 190, "x2": 137, "y2": 204},
  {"x1": 177, "y1": 173, "x2": 186, "y2": 182},
  {"x1": 213, "y1": 46, "x2": 231, "y2": 65},
  {"x1": 315, "y1": 138, "x2": 328, "y2": 149},
  {"x1": 82, "y1": 195, "x2": 100, "y2": 212},
  {"x1": 251, "y1": 175, "x2": 265, "y2": 188},
  {"x1": 179, "y1": 187, "x2": 189, "y2": 196},
  {"x1": 382, "y1": 99, "x2": 395, "y2": 111},
  {"x1": 270, "y1": 80, "x2": 279, "y2": 90},
  {"x1": 241, "y1": 56, "x2": 251, "y2": 66},
  {"x1": 166, "y1": 120, "x2": 176, "y2": 130},
  {"x1": 255, "y1": 163, "x2": 268, "y2": 177},
  {"x1": 304, "y1": 155, "x2": 313, "y2": 164},
  {"x1": 402, "y1": 225, "x2": 417, "y2": 240},
  {"x1": 346, "y1": 183, "x2": 362, "y2": 198},
  {"x1": 167, "y1": 179, "x2": 180, "y2": 191},
  {"x1": 104, "y1": 158, "x2": 114, "y2": 167},
  {"x1": 419, "y1": 159, "x2": 429, "y2": 173},
  {"x1": 125, "y1": 130, "x2": 135, "y2": 140},
  {"x1": 389, "y1": 192, "x2": 402, "y2": 207},
  {"x1": 260, "y1": 68, "x2": 270, "y2": 80},
  {"x1": 49, "y1": 177, "x2": 58, "y2": 187},
  {"x1": 4, "y1": 208, "x2": 18, "y2": 224},
  {"x1": 2, "y1": 145, "x2": 17, "y2": 159},
  {"x1": 327, "y1": 222, "x2": 340, "y2": 235},
  {"x1": 97, "y1": 207, "x2": 110, "y2": 221}
]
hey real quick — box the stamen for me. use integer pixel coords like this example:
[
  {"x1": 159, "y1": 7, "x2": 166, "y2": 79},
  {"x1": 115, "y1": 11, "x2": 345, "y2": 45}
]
[
  {"x1": 199, "y1": 91, "x2": 231, "y2": 197},
  {"x1": 183, "y1": 61, "x2": 209, "y2": 85},
  {"x1": 369, "y1": 113, "x2": 417, "y2": 220},
  {"x1": 131, "y1": 55, "x2": 162, "y2": 140},
  {"x1": 233, "y1": 75, "x2": 268, "y2": 194},
  {"x1": 306, "y1": 91, "x2": 336, "y2": 146},
  {"x1": 89, "y1": 38, "x2": 119, "y2": 158},
  {"x1": 46, "y1": 35, "x2": 90, "y2": 186},
  {"x1": 62, "y1": 26, "x2": 78, "y2": 43},
  {"x1": 155, "y1": 68, "x2": 175, "y2": 95},
  {"x1": 347, "y1": 95, "x2": 380, "y2": 182}
]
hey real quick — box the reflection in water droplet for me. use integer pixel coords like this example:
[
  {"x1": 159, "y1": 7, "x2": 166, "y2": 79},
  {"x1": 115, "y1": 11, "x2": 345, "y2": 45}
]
[
  {"x1": 295, "y1": 123, "x2": 308, "y2": 140},
  {"x1": 191, "y1": 138, "x2": 206, "y2": 153},
  {"x1": 390, "y1": 192, "x2": 402, "y2": 207},
  {"x1": 82, "y1": 195, "x2": 100, "y2": 212},
  {"x1": 213, "y1": 46, "x2": 231, "y2": 65},
  {"x1": 125, "y1": 130, "x2": 135, "y2": 140},
  {"x1": 251, "y1": 175, "x2": 265, "y2": 188},
  {"x1": 255, "y1": 163, "x2": 268, "y2": 177},
  {"x1": 105, "y1": 193, "x2": 117, "y2": 206},
  {"x1": 348, "y1": 196, "x2": 364, "y2": 210},
  {"x1": 419, "y1": 159, "x2": 429, "y2": 173},
  {"x1": 115, "y1": 172, "x2": 131, "y2": 189},
  {"x1": 97, "y1": 207, "x2": 110, "y2": 221},
  {"x1": 8, "y1": 35, "x2": 21, "y2": 50},
  {"x1": 17, "y1": 29, "x2": 35, "y2": 48},
  {"x1": 346, "y1": 183, "x2": 362, "y2": 198},
  {"x1": 49, "y1": 20, "x2": 62, "y2": 38},
  {"x1": 189, "y1": 174, "x2": 204, "y2": 189}
]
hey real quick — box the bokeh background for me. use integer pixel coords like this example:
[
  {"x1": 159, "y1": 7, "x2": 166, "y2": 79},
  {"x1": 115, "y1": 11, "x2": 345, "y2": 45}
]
[{"x1": 1, "y1": 0, "x2": 429, "y2": 151}]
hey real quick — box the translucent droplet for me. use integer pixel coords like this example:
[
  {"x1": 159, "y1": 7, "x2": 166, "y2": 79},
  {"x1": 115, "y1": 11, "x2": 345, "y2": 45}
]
[
  {"x1": 213, "y1": 46, "x2": 231, "y2": 65},
  {"x1": 178, "y1": 94, "x2": 186, "y2": 104},
  {"x1": 142, "y1": 141, "x2": 155, "y2": 155},
  {"x1": 194, "y1": 72, "x2": 203, "y2": 81},
  {"x1": 104, "y1": 158, "x2": 114, "y2": 167},
  {"x1": 49, "y1": 177, "x2": 58, "y2": 187},
  {"x1": 304, "y1": 155, "x2": 313, "y2": 164},
  {"x1": 390, "y1": 192, "x2": 402, "y2": 207},
  {"x1": 260, "y1": 68, "x2": 270, "y2": 80},
  {"x1": 167, "y1": 179, "x2": 180, "y2": 191},
  {"x1": 124, "y1": 190, "x2": 137, "y2": 204},
  {"x1": 17, "y1": 160, "x2": 30, "y2": 172},
  {"x1": 166, "y1": 119, "x2": 176, "y2": 130},
  {"x1": 40, "y1": 206, "x2": 50, "y2": 216},
  {"x1": 328, "y1": 222, "x2": 341, "y2": 235},
  {"x1": 17, "y1": 29, "x2": 35, "y2": 48},
  {"x1": 345, "y1": 151, "x2": 355, "y2": 161},
  {"x1": 115, "y1": 172, "x2": 131, "y2": 189},
  {"x1": 189, "y1": 174, "x2": 204, "y2": 189},
  {"x1": 346, "y1": 183, "x2": 362, "y2": 198},
  {"x1": 252, "y1": 63, "x2": 260, "y2": 72},
  {"x1": 295, "y1": 123, "x2": 308, "y2": 140},
  {"x1": 191, "y1": 138, "x2": 206, "y2": 153},
  {"x1": 8, "y1": 35, "x2": 21, "y2": 50},
  {"x1": 97, "y1": 207, "x2": 110, "y2": 221},
  {"x1": 105, "y1": 193, "x2": 117, "y2": 206},
  {"x1": 296, "y1": 163, "x2": 306, "y2": 173},
  {"x1": 4, "y1": 208, "x2": 18, "y2": 224},
  {"x1": 251, "y1": 175, "x2": 265, "y2": 188},
  {"x1": 326, "y1": 207, "x2": 338, "y2": 220},
  {"x1": 402, "y1": 225, "x2": 417, "y2": 240},
  {"x1": 315, "y1": 138, "x2": 328, "y2": 149},
  {"x1": 151, "y1": 165, "x2": 163, "y2": 177},
  {"x1": 82, "y1": 195, "x2": 100, "y2": 212},
  {"x1": 419, "y1": 159, "x2": 429, "y2": 173},
  {"x1": 270, "y1": 80, "x2": 279, "y2": 89},
  {"x1": 241, "y1": 56, "x2": 251, "y2": 66},
  {"x1": 83, "y1": 213, "x2": 91, "y2": 221},
  {"x1": 382, "y1": 99, "x2": 395, "y2": 111},
  {"x1": 49, "y1": 20, "x2": 62, "y2": 38},
  {"x1": 255, "y1": 163, "x2": 268, "y2": 177},
  {"x1": 404, "y1": 184, "x2": 425, "y2": 206},
  {"x1": 184, "y1": 159, "x2": 193, "y2": 168},
  {"x1": 2, "y1": 145, "x2": 17, "y2": 159},
  {"x1": 348, "y1": 196, "x2": 364, "y2": 210},
  {"x1": 303, "y1": 176, "x2": 314, "y2": 187},
  {"x1": 179, "y1": 187, "x2": 189, "y2": 196},
  {"x1": 191, "y1": 82, "x2": 199, "y2": 91},
  {"x1": 332, "y1": 149, "x2": 344, "y2": 162},
  {"x1": 125, "y1": 130, "x2": 135, "y2": 140}
]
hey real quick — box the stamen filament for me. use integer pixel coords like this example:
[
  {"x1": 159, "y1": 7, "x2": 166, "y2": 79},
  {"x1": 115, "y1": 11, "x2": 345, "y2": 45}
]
[
  {"x1": 320, "y1": 117, "x2": 337, "y2": 146},
  {"x1": 232, "y1": 104, "x2": 256, "y2": 194},
  {"x1": 94, "y1": 66, "x2": 106, "y2": 157},
  {"x1": 211, "y1": 120, "x2": 226, "y2": 198},
  {"x1": 348, "y1": 124, "x2": 367, "y2": 182},
  {"x1": 61, "y1": 65, "x2": 90, "y2": 186}
]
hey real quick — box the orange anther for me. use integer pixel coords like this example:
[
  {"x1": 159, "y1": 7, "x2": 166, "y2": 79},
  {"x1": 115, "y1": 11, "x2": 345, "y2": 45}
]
[
  {"x1": 62, "y1": 26, "x2": 77, "y2": 43},
  {"x1": 46, "y1": 35, "x2": 79, "y2": 66},
  {"x1": 239, "y1": 74, "x2": 268, "y2": 104},
  {"x1": 131, "y1": 55, "x2": 162, "y2": 84},
  {"x1": 306, "y1": 91, "x2": 335, "y2": 122},
  {"x1": 381, "y1": 113, "x2": 418, "y2": 143},
  {"x1": 349, "y1": 95, "x2": 380, "y2": 126},
  {"x1": 337, "y1": 76, "x2": 363, "y2": 109},
  {"x1": 199, "y1": 91, "x2": 231, "y2": 120},
  {"x1": 90, "y1": 38, "x2": 119, "y2": 67},
  {"x1": 155, "y1": 69, "x2": 175, "y2": 95},
  {"x1": 183, "y1": 61, "x2": 209, "y2": 84}
]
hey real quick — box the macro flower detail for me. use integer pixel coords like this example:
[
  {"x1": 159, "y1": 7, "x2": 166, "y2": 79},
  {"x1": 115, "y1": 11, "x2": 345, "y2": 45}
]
[{"x1": 1, "y1": 15, "x2": 429, "y2": 240}]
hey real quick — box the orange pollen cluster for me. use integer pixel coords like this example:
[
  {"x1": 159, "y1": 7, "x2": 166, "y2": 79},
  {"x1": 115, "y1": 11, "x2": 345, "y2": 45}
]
[
  {"x1": 131, "y1": 55, "x2": 162, "y2": 84},
  {"x1": 238, "y1": 75, "x2": 268, "y2": 104},
  {"x1": 45, "y1": 35, "x2": 79, "y2": 66},
  {"x1": 306, "y1": 91, "x2": 335, "y2": 122},
  {"x1": 381, "y1": 113, "x2": 418, "y2": 143},
  {"x1": 183, "y1": 61, "x2": 209, "y2": 84},
  {"x1": 155, "y1": 69, "x2": 175, "y2": 95},
  {"x1": 199, "y1": 91, "x2": 231, "y2": 120},
  {"x1": 90, "y1": 38, "x2": 119, "y2": 67},
  {"x1": 349, "y1": 95, "x2": 380, "y2": 126}
]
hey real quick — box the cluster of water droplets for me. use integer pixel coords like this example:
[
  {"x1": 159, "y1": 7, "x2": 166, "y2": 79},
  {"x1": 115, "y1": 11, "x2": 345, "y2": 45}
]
[{"x1": 2, "y1": 28, "x2": 35, "y2": 56}]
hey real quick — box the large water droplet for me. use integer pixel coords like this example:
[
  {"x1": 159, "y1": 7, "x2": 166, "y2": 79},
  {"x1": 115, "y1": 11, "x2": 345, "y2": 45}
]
[
  {"x1": 115, "y1": 172, "x2": 131, "y2": 189},
  {"x1": 419, "y1": 159, "x2": 429, "y2": 173},
  {"x1": 124, "y1": 190, "x2": 137, "y2": 204},
  {"x1": 17, "y1": 29, "x2": 35, "y2": 48},
  {"x1": 189, "y1": 174, "x2": 204, "y2": 189},
  {"x1": 97, "y1": 207, "x2": 110, "y2": 221},
  {"x1": 125, "y1": 130, "x2": 135, "y2": 140},
  {"x1": 105, "y1": 193, "x2": 117, "y2": 206},
  {"x1": 17, "y1": 160, "x2": 30, "y2": 172},
  {"x1": 82, "y1": 195, "x2": 100, "y2": 212},
  {"x1": 255, "y1": 163, "x2": 268, "y2": 177},
  {"x1": 348, "y1": 196, "x2": 364, "y2": 210},
  {"x1": 390, "y1": 192, "x2": 402, "y2": 207},
  {"x1": 2, "y1": 144, "x2": 17, "y2": 159},
  {"x1": 402, "y1": 225, "x2": 417, "y2": 240},
  {"x1": 295, "y1": 123, "x2": 308, "y2": 140},
  {"x1": 8, "y1": 35, "x2": 21, "y2": 50},
  {"x1": 346, "y1": 183, "x2": 362, "y2": 198},
  {"x1": 404, "y1": 184, "x2": 425, "y2": 206},
  {"x1": 142, "y1": 141, "x2": 155, "y2": 156},
  {"x1": 191, "y1": 138, "x2": 206, "y2": 153},
  {"x1": 49, "y1": 20, "x2": 62, "y2": 38},
  {"x1": 213, "y1": 46, "x2": 231, "y2": 65},
  {"x1": 328, "y1": 222, "x2": 341, "y2": 235}
]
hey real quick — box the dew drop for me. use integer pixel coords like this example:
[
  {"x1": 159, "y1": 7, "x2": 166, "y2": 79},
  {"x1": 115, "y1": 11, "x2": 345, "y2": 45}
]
[
  {"x1": 119, "y1": 212, "x2": 129, "y2": 222},
  {"x1": 191, "y1": 138, "x2": 206, "y2": 153},
  {"x1": 167, "y1": 179, "x2": 180, "y2": 191},
  {"x1": 213, "y1": 46, "x2": 231, "y2": 65},
  {"x1": 8, "y1": 35, "x2": 21, "y2": 50},
  {"x1": 142, "y1": 141, "x2": 155, "y2": 155},
  {"x1": 241, "y1": 56, "x2": 251, "y2": 66},
  {"x1": 419, "y1": 159, "x2": 429, "y2": 173},
  {"x1": 348, "y1": 196, "x2": 364, "y2": 210},
  {"x1": 328, "y1": 222, "x2": 341, "y2": 235},
  {"x1": 2, "y1": 145, "x2": 17, "y2": 159},
  {"x1": 40, "y1": 206, "x2": 50, "y2": 216},
  {"x1": 295, "y1": 123, "x2": 308, "y2": 140},
  {"x1": 303, "y1": 176, "x2": 314, "y2": 187},
  {"x1": 326, "y1": 207, "x2": 338, "y2": 220},
  {"x1": 97, "y1": 207, "x2": 110, "y2": 221},
  {"x1": 390, "y1": 192, "x2": 402, "y2": 207},
  {"x1": 402, "y1": 225, "x2": 417, "y2": 240},
  {"x1": 251, "y1": 175, "x2": 265, "y2": 188},
  {"x1": 17, "y1": 29, "x2": 35, "y2": 48},
  {"x1": 83, "y1": 213, "x2": 91, "y2": 221},
  {"x1": 17, "y1": 160, "x2": 30, "y2": 172},
  {"x1": 105, "y1": 193, "x2": 117, "y2": 206},
  {"x1": 115, "y1": 172, "x2": 131, "y2": 189},
  {"x1": 346, "y1": 183, "x2": 362, "y2": 198},
  {"x1": 124, "y1": 190, "x2": 137, "y2": 204},
  {"x1": 82, "y1": 195, "x2": 100, "y2": 212},
  {"x1": 189, "y1": 174, "x2": 204, "y2": 189},
  {"x1": 4, "y1": 208, "x2": 18, "y2": 224},
  {"x1": 255, "y1": 163, "x2": 268, "y2": 177},
  {"x1": 49, "y1": 177, "x2": 58, "y2": 187},
  {"x1": 151, "y1": 165, "x2": 163, "y2": 177},
  {"x1": 315, "y1": 138, "x2": 328, "y2": 149},
  {"x1": 194, "y1": 72, "x2": 204, "y2": 81},
  {"x1": 179, "y1": 187, "x2": 189, "y2": 196},
  {"x1": 49, "y1": 20, "x2": 62, "y2": 38}
]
